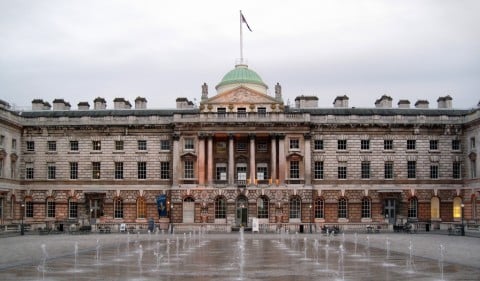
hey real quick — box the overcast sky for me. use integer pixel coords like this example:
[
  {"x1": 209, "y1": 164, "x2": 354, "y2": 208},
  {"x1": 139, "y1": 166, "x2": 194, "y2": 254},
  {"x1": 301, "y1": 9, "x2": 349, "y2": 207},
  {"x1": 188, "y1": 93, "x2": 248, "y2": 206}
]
[{"x1": 1, "y1": 0, "x2": 479, "y2": 110}]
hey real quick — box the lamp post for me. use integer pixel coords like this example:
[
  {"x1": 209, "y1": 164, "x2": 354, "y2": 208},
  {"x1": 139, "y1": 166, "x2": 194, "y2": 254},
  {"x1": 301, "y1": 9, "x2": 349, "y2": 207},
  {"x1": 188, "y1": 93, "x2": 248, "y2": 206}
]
[
  {"x1": 461, "y1": 203, "x2": 465, "y2": 236},
  {"x1": 20, "y1": 202, "x2": 25, "y2": 236}
]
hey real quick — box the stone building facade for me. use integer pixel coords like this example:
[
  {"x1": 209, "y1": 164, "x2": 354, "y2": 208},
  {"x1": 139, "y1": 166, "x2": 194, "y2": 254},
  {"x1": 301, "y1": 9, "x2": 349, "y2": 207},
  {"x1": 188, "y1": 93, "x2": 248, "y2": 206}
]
[{"x1": 0, "y1": 64, "x2": 479, "y2": 231}]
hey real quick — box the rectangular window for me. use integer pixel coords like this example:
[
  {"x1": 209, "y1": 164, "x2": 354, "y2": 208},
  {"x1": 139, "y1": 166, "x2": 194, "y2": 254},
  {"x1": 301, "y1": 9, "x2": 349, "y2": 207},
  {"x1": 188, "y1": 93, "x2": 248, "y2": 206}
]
[
  {"x1": 47, "y1": 141, "x2": 56, "y2": 152},
  {"x1": 256, "y1": 141, "x2": 268, "y2": 152},
  {"x1": 314, "y1": 161, "x2": 324, "y2": 179},
  {"x1": 384, "y1": 139, "x2": 393, "y2": 150},
  {"x1": 184, "y1": 138, "x2": 194, "y2": 150},
  {"x1": 137, "y1": 140, "x2": 147, "y2": 150},
  {"x1": 430, "y1": 164, "x2": 439, "y2": 179},
  {"x1": 338, "y1": 162, "x2": 347, "y2": 179},
  {"x1": 407, "y1": 139, "x2": 416, "y2": 150},
  {"x1": 337, "y1": 139, "x2": 347, "y2": 150},
  {"x1": 289, "y1": 139, "x2": 299, "y2": 150},
  {"x1": 160, "y1": 140, "x2": 170, "y2": 151},
  {"x1": 115, "y1": 140, "x2": 124, "y2": 151},
  {"x1": 25, "y1": 162, "x2": 34, "y2": 179},
  {"x1": 361, "y1": 139, "x2": 370, "y2": 150},
  {"x1": 453, "y1": 162, "x2": 461, "y2": 179},
  {"x1": 137, "y1": 162, "x2": 147, "y2": 179},
  {"x1": 92, "y1": 162, "x2": 101, "y2": 179},
  {"x1": 471, "y1": 137, "x2": 476, "y2": 150},
  {"x1": 430, "y1": 140, "x2": 438, "y2": 150},
  {"x1": 46, "y1": 201, "x2": 55, "y2": 218},
  {"x1": 256, "y1": 164, "x2": 268, "y2": 180},
  {"x1": 184, "y1": 160, "x2": 194, "y2": 179},
  {"x1": 115, "y1": 162, "x2": 124, "y2": 179},
  {"x1": 384, "y1": 161, "x2": 394, "y2": 179},
  {"x1": 236, "y1": 142, "x2": 247, "y2": 152},
  {"x1": 25, "y1": 201, "x2": 34, "y2": 218},
  {"x1": 290, "y1": 161, "x2": 299, "y2": 179},
  {"x1": 361, "y1": 161, "x2": 370, "y2": 179},
  {"x1": 92, "y1": 140, "x2": 101, "y2": 151},
  {"x1": 0, "y1": 135, "x2": 4, "y2": 147},
  {"x1": 452, "y1": 139, "x2": 460, "y2": 151},
  {"x1": 12, "y1": 139, "x2": 17, "y2": 150},
  {"x1": 314, "y1": 139, "x2": 323, "y2": 150},
  {"x1": 47, "y1": 163, "x2": 56, "y2": 179},
  {"x1": 407, "y1": 161, "x2": 416, "y2": 179},
  {"x1": 160, "y1": 161, "x2": 170, "y2": 179},
  {"x1": 69, "y1": 201, "x2": 78, "y2": 219},
  {"x1": 0, "y1": 159, "x2": 3, "y2": 177},
  {"x1": 70, "y1": 141, "x2": 79, "y2": 151},
  {"x1": 70, "y1": 162, "x2": 78, "y2": 180},
  {"x1": 216, "y1": 165, "x2": 227, "y2": 181},
  {"x1": 26, "y1": 141, "x2": 35, "y2": 152}
]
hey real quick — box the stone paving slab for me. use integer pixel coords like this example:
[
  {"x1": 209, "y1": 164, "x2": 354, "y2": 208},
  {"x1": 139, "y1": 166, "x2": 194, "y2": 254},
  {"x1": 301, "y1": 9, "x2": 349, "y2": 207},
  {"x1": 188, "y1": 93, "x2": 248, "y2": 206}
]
[{"x1": 0, "y1": 232, "x2": 479, "y2": 270}]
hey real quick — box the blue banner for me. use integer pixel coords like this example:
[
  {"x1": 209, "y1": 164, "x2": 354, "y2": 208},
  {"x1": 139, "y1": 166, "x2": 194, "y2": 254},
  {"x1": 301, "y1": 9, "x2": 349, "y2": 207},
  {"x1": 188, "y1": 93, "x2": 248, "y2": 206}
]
[{"x1": 156, "y1": 194, "x2": 167, "y2": 217}]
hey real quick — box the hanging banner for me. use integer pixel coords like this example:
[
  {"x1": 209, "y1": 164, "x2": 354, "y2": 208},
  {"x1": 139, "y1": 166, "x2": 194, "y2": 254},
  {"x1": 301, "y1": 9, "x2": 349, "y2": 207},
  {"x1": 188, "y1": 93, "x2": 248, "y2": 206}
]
[{"x1": 156, "y1": 194, "x2": 168, "y2": 217}]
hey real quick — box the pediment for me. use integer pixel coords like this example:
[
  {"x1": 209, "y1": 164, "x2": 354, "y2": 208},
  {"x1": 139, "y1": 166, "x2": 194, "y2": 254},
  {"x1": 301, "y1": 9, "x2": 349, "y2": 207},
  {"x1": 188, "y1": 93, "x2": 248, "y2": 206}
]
[{"x1": 204, "y1": 86, "x2": 278, "y2": 105}]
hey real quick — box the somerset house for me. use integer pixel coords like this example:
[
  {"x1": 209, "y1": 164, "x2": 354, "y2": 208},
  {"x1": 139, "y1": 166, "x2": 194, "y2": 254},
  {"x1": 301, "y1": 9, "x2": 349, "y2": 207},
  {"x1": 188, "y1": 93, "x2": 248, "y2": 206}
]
[{"x1": 0, "y1": 62, "x2": 479, "y2": 233}]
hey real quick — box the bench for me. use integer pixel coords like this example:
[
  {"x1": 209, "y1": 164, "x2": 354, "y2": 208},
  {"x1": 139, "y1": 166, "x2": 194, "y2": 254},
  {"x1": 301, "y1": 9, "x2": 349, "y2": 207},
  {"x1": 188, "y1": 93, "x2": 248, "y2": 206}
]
[{"x1": 98, "y1": 226, "x2": 111, "y2": 233}]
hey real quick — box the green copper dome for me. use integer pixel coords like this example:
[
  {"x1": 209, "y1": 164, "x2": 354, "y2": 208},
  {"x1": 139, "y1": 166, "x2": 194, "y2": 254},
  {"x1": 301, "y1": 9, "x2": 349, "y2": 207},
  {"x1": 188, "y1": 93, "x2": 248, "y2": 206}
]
[{"x1": 216, "y1": 64, "x2": 268, "y2": 89}]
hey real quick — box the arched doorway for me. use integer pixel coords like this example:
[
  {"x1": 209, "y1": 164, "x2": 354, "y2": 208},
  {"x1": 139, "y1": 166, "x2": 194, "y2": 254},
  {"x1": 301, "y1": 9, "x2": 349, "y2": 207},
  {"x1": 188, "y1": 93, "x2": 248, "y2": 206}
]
[
  {"x1": 236, "y1": 195, "x2": 248, "y2": 227},
  {"x1": 183, "y1": 197, "x2": 195, "y2": 223}
]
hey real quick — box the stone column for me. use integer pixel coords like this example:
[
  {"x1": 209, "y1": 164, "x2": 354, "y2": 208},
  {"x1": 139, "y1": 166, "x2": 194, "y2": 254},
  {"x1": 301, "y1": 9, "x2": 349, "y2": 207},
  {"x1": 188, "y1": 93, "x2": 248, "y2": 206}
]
[
  {"x1": 228, "y1": 134, "x2": 235, "y2": 185},
  {"x1": 207, "y1": 135, "x2": 213, "y2": 185},
  {"x1": 198, "y1": 134, "x2": 206, "y2": 186},
  {"x1": 304, "y1": 133, "x2": 312, "y2": 186},
  {"x1": 249, "y1": 134, "x2": 256, "y2": 185},
  {"x1": 278, "y1": 134, "x2": 286, "y2": 185},
  {"x1": 270, "y1": 134, "x2": 277, "y2": 184},
  {"x1": 172, "y1": 133, "x2": 180, "y2": 186}
]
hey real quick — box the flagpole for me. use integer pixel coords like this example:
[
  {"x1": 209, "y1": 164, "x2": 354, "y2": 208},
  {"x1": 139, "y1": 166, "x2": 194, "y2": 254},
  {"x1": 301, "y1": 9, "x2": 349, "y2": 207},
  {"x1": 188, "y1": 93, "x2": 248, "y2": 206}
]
[{"x1": 239, "y1": 10, "x2": 243, "y2": 64}]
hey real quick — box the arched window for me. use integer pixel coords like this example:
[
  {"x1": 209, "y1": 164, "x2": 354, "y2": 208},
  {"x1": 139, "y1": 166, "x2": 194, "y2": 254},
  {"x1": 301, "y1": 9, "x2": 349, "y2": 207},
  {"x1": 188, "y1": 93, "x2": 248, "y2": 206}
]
[
  {"x1": 431, "y1": 197, "x2": 440, "y2": 220},
  {"x1": 361, "y1": 197, "x2": 371, "y2": 218},
  {"x1": 25, "y1": 198, "x2": 33, "y2": 218},
  {"x1": 215, "y1": 196, "x2": 226, "y2": 219},
  {"x1": 338, "y1": 198, "x2": 348, "y2": 219},
  {"x1": 453, "y1": 196, "x2": 462, "y2": 219},
  {"x1": 137, "y1": 197, "x2": 146, "y2": 219},
  {"x1": 114, "y1": 198, "x2": 123, "y2": 219},
  {"x1": 257, "y1": 196, "x2": 269, "y2": 219},
  {"x1": 408, "y1": 197, "x2": 418, "y2": 219},
  {"x1": 68, "y1": 198, "x2": 78, "y2": 219},
  {"x1": 46, "y1": 197, "x2": 55, "y2": 218},
  {"x1": 289, "y1": 196, "x2": 301, "y2": 219},
  {"x1": 314, "y1": 198, "x2": 324, "y2": 219},
  {"x1": 10, "y1": 195, "x2": 15, "y2": 219},
  {"x1": 472, "y1": 195, "x2": 478, "y2": 220}
]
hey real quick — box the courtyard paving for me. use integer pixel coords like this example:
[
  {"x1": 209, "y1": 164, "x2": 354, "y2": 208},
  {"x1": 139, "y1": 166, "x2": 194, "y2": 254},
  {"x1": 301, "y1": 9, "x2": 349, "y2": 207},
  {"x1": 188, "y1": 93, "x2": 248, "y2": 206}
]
[{"x1": 0, "y1": 231, "x2": 479, "y2": 270}]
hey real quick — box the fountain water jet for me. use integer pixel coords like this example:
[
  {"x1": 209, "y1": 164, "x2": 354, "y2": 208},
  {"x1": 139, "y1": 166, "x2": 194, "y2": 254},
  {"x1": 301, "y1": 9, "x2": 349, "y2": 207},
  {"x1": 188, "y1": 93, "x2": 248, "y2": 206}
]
[{"x1": 439, "y1": 244, "x2": 445, "y2": 280}]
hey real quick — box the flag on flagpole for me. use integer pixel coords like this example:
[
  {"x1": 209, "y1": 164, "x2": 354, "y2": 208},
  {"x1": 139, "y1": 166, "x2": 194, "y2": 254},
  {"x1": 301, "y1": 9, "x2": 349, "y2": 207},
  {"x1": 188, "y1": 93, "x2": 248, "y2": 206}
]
[{"x1": 241, "y1": 11, "x2": 252, "y2": 32}]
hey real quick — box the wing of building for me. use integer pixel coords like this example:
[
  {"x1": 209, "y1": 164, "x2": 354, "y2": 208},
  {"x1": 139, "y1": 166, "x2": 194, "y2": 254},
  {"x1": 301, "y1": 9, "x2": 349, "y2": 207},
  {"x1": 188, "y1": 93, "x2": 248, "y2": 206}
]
[{"x1": 0, "y1": 63, "x2": 479, "y2": 233}]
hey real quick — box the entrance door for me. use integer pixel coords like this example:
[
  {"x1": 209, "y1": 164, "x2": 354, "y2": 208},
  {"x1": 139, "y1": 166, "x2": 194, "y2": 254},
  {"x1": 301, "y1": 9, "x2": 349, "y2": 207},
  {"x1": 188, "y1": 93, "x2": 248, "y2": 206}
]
[
  {"x1": 384, "y1": 199, "x2": 396, "y2": 224},
  {"x1": 236, "y1": 197, "x2": 248, "y2": 227},
  {"x1": 183, "y1": 198, "x2": 195, "y2": 223}
]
